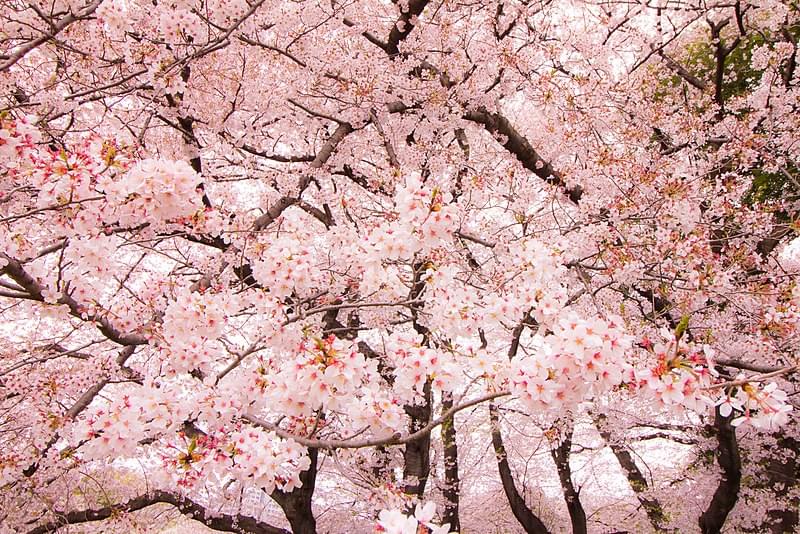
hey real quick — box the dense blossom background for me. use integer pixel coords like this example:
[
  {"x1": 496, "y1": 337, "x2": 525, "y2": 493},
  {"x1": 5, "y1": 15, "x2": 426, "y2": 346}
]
[{"x1": 1, "y1": 0, "x2": 799, "y2": 532}]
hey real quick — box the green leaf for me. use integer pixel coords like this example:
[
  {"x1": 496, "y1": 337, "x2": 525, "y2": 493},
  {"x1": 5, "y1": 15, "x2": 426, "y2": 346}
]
[{"x1": 675, "y1": 315, "x2": 690, "y2": 341}]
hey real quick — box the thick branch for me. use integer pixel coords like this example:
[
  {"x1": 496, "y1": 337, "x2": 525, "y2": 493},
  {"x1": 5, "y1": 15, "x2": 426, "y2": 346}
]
[
  {"x1": 253, "y1": 122, "x2": 352, "y2": 231},
  {"x1": 714, "y1": 358, "x2": 784, "y2": 374},
  {"x1": 271, "y1": 448, "x2": 318, "y2": 534},
  {"x1": 1, "y1": 254, "x2": 148, "y2": 346},
  {"x1": 440, "y1": 393, "x2": 460, "y2": 531},
  {"x1": 369, "y1": 109, "x2": 400, "y2": 168},
  {"x1": 384, "y1": 0, "x2": 431, "y2": 56},
  {"x1": 489, "y1": 310, "x2": 550, "y2": 534},
  {"x1": 23, "y1": 346, "x2": 137, "y2": 477},
  {"x1": 402, "y1": 261, "x2": 434, "y2": 497},
  {"x1": 242, "y1": 390, "x2": 508, "y2": 450},
  {"x1": 490, "y1": 403, "x2": 550, "y2": 534},
  {"x1": 550, "y1": 420, "x2": 586, "y2": 534},
  {"x1": 342, "y1": 17, "x2": 388, "y2": 51},
  {"x1": 709, "y1": 18, "x2": 739, "y2": 108},
  {"x1": 0, "y1": 0, "x2": 104, "y2": 72},
  {"x1": 25, "y1": 490, "x2": 290, "y2": 534},
  {"x1": 593, "y1": 413, "x2": 670, "y2": 531},
  {"x1": 657, "y1": 51, "x2": 708, "y2": 91},
  {"x1": 237, "y1": 142, "x2": 316, "y2": 163},
  {"x1": 464, "y1": 108, "x2": 581, "y2": 203}
]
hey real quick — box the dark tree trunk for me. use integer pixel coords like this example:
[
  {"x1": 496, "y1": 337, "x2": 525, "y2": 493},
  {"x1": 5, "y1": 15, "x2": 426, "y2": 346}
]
[
  {"x1": 740, "y1": 435, "x2": 798, "y2": 534},
  {"x1": 593, "y1": 413, "x2": 671, "y2": 531},
  {"x1": 272, "y1": 448, "x2": 319, "y2": 534},
  {"x1": 403, "y1": 380, "x2": 432, "y2": 497},
  {"x1": 699, "y1": 408, "x2": 741, "y2": 534},
  {"x1": 402, "y1": 262, "x2": 434, "y2": 498},
  {"x1": 441, "y1": 393, "x2": 461, "y2": 531},
  {"x1": 550, "y1": 420, "x2": 587, "y2": 534},
  {"x1": 490, "y1": 403, "x2": 551, "y2": 534},
  {"x1": 759, "y1": 436, "x2": 799, "y2": 533},
  {"x1": 489, "y1": 312, "x2": 550, "y2": 534}
]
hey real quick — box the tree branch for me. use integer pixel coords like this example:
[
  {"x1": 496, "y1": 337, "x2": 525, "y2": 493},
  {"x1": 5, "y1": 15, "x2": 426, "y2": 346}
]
[
  {"x1": 0, "y1": 0, "x2": 104, "y2": 72},
  {"x1": 253, "y1": 122, "x2": 353, "y2": 231},
  {"x1": 384, "y1": 0, "x2": 431, "y2": 56},
  {"x1": 242, "y1": 390, "x2": 509, "y2": 450},
  {"x1": 593, "y1": 413, "x2": 670, "y2": 531},
  {"x1": 464, "y1": 108, "x2": 581, "y2": 203},
  {"x1": 1, "y1": 254, "x2": 148, "y2": 346},
  {"x1": 25, "y1": 490, "x2": 290, "y2": 534}
]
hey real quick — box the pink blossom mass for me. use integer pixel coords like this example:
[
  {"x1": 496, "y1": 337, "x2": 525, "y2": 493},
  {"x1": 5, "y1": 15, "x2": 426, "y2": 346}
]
[{"x1": 1, "y1": 0, "x2": 799, "y2": 532}]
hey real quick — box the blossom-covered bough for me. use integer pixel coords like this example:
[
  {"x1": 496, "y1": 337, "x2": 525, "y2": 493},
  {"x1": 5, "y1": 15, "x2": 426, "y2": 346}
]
[{"x1": 1, "y1": 0, "x2": 798, "y2": 532}]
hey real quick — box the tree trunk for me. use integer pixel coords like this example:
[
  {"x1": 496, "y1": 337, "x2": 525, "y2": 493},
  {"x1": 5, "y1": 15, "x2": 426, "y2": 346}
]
[
  {"x1": 402, "y1": 262, "x2": 434, "y2": 498},
  {"x1": 441, "y1": 393, "x2": 461, "y2": 531},
  {"x1": 272, "y1": 448, "x2": 319, "y2": 534},
  {"x1": 490, "y1": 403, "x2": 551, "y2": 534},
  {"x1": 550, "y1": 420, "x2": 587, "y2": 534},
  {"x1": 593, "y1": 413, "x2": 671, "y2": 531},
  {"x1": 757, "y1": 436, "x2": 799, "y2": 533},
  {"x1": 403, "y1": 380, "x2": 432, "y2": 497},
  {"x1": 699, "y1": 407, "x2": 741, "y2": 534}
]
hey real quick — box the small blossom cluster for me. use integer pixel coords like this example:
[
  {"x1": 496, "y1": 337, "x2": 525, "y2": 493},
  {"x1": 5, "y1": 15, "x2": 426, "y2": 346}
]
[
  {"x1": 367, "y1": 175, "x2": 458, "y2": 262},
  {"x1": 224, "y1": 428, "x2": 311, "y2": 493},
  {"x1": 350, "y1": 387, "x2": 406, "y2": 438},
  {"x1": 28, "y1": 137, "x2": 131, "y2": 221},
  {"x1": 422, "y1": 237, "x2": 568, "y2": 341},
  {"x1": 65, "y1": 234, "x2": 118, "y2": 278},
  {"x1": 99, "y1": 159, "x2": 203, "y2": 225},
  {"x1": 73, "y1": 387, "x2": 189, "y2": 460},
  {"x1": 95, "y1": 0, "x2": 131, "y2": 37},
  {"x1": 718, "y1": 381, "x2": 792, "y2": 430},
  {"x1": 509, "y1": 313, "x2": 633, "y2": 413},
  {"x1": 377, "y1": 502, "x2": 453, "y2": 534},
  {"x1": 384, "y1": 332, "x2": 460, "y2": 403},
  {"x1": 73, "y1": 395, "x2": 143, "y2": 459},
  {"x1": 251, "y1": 237, "x2": 319, "y2": 299},
  {"x1": 157, "y1": 8, "x2": 203, "y2": 45},
  {"x1": 160, "y1": 288, "x2": 232, "y2": 373},
  {"x1": 634, "y1": 337, "x2": 793, "y2": 430},
  {"x1": 0, "y1": 114, "x2": 40, "y2": 171},
  {"x1": 503, "y1": 237, "x2": 569, "y2": 327},
  {"x1": 266, "y1": 336, "x2": 376, "y2": 417},
  {"x1": 423, "y1": 264, "x2": 484, "y2": 338},
  {"x1": 634, "y1": 340, "x2": 715, "y2": 413},
  {"x1": 159, "y1": 426, "x2": 312, "y2": 492}
]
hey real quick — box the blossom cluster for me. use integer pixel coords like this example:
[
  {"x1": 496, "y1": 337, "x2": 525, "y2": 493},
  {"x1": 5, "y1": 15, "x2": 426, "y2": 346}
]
[
  {"x1": 384, "y1": 332, "x2": 460, "y2": 403},
  {"x1": 422, "y1": 236, "x2": 568, "y2": 341},
  {"x1": 377, "y1": 502, "x2": 453, "y2": 534},
  {"x1": 509, "y1": 313, "x2": 633, "y2": 413},
  {"x1": 349, "y1": 386, "x2": 406, "y2": 438},
  {"x1": 160, "y1": 287, "x2": 233, "y2": 373},
  {"x1": 224, "y1": 427, "x2": 311, "y2": 493},
  {"x1": 367, "y1": 175, "x2": 458, "y2": 262},
  {"x1": 65, "y1": 234, "x2": 119, "y2": 279},
  {"x1": 99, "y1": 158, "x2": 204, "y2": 225},
  {"x1": 266, "y1": 335, "x2": 377, "y2": 417},
  {"x1": 634, "y1": 337, "x2": 794, "y2": 429},
  {"x1": 0, "y1": 114, "x2": 40, "y2": 172},
  {"x1": 250, "y1": 237, "x2": 320, "y2": 299},
  {"x1": 156, "y1": 425, "x2": 312, "y2": 492},
  {"x1": 718, "y1": 381, "x2": 792, "y2": 430},
  {"x1": 73, "y1": 385, "x2": 191, "y2": 460},
  {"x1": 634, "y1": 340, "x2": 715, "y2": 414}
]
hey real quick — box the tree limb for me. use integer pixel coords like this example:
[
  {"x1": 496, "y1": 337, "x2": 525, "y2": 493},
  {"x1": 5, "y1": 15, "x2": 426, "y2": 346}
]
[{"x1": 25, "y1": 490, "x2": 290, "y2": 534}]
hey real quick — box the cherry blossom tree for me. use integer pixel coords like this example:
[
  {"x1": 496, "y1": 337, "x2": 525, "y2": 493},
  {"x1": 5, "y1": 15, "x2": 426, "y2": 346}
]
[{"x1": 1, "y1": 0, "x2": 798, "y2": 532}]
